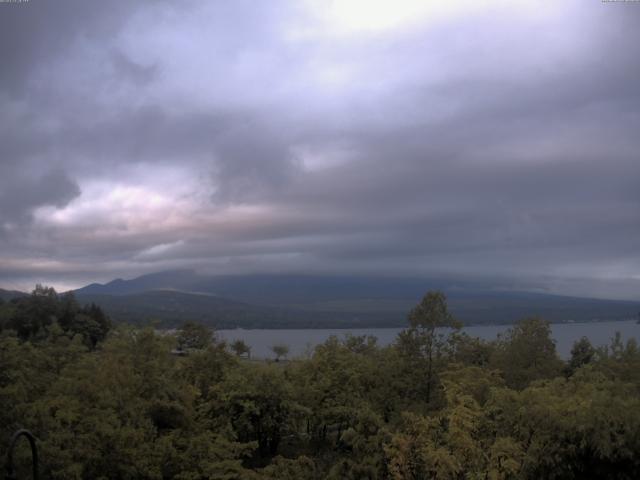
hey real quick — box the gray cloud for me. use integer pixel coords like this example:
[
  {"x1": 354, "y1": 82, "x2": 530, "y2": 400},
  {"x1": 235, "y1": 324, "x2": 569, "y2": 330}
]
[
  {"x1": 111, "y1": 51, "x2": 159, "y2": 86},
  {"x1": 0, "y1": 0, "x2": 153, "y2": 93},
  {"x1": 0, "y1": 0, "x2": 639, "y2": 298},
  {"x1": 0, "y1": 170, "x2": 80, "y2": 226},
  {"x1": 212, "y1": 121, "x2": 301, "y2": 203}
]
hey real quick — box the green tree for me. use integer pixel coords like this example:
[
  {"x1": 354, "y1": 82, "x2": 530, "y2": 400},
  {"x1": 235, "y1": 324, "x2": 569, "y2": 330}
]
[
  {"x1": 491, "y1": 317, "x2": 563, "y2": 389},
  {"x1": 594, "y1": 332, "x2": 640, "y2": 387},
  {"x1": 288, "y1": 335, "x2": 389, "y2": 454},
  {"x1": 230, "y1": 339, "x2": 251, "y2": 358},
  {"x1": 449, "y1": 331, "x2": 495, "y2": 367},
  {"x1": 2, "y1": 287, "x2": 110, "y2": 347},
  {"x1": 57, "y1": 291, "x2": 79, "y2": 332},
  {"x1": 257, "y1": 455, "x2": 318, "y2": 479},
  {"x1": 210, "y1": 364, "x2": 302, "y2": 462},
  {"x1": 67, "y1": 312, "x2": 107, "y2": 349},
  {"x1": 566, "y1": 336, "x2": 595, "y2": 376},
  {"x1": 385, "y1": 366, "x2": 524, "y2": 480},
  {"x1": 31, "y1": 327, "x2": 254, "y2": 479},
  {"x1": 178, "y1": 341, "x2": 235, "y2": 401},
  {"x1": 177, "y1": 321, "x2": 213, "y2": 351},
  {"x1": 400, "y1": 291, "x2": 461, "y2": 404},
  {"x1": 9, "y1": 285, "x2": 59, "y2": 340},
  {"x1": 271, "y1": 344, "x2": 289, "y2": 361},
  {"x1": 0, "y1": 297, "x2": 16, "y2": 332},
  {"x1": 343, "y1": 334, "x2": 378, "y2": 355},
  {"x1": 326, "y1": 406, "x2": 389, "y2": 479},
  {"x1": 488, "y1": 370, "x2": 640, "y2": 479}
]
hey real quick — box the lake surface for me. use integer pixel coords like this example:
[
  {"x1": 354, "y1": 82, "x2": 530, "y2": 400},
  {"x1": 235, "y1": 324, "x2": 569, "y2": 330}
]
[{"x1": 218, "y1": 320, "x2": 640, "y2": 359}]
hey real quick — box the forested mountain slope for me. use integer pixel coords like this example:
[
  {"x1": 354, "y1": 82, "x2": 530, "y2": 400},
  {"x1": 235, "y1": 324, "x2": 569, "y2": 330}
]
[{"x1": 74, "y1": 271, "x2": 640, "y2": 327}]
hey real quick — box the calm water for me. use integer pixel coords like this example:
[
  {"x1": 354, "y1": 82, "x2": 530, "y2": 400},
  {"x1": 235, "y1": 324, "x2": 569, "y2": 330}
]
[{"x1": 218, "y1": 320, "x2": 640, "y2": 359}]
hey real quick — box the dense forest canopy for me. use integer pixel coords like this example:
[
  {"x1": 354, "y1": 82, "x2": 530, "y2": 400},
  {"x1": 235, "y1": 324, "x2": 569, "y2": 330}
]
[{"x1": 1, "y1": 287, "x2": 640, "y2": 479}]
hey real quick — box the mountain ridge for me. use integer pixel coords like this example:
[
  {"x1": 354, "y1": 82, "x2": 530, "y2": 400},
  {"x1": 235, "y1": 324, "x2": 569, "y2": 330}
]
[
  {"x1": 0, "y1": 288, "x2": 28, "y2": 301},
  {"x1": 72, "y1": 271, "x2": 640, "y2": 328}
]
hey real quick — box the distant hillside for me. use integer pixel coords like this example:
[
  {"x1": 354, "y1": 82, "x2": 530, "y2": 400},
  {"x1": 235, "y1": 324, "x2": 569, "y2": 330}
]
[
  {"x1": 75, "y1": 290, "x2": 277, "y2": 329},
  {"x1": 74, "y1": 271, "x2": 640, "y2": 328},
  {"x1": 75, "y1": 290, "x2": 396, "y2": 329},
  {"x1": 74, "y1": 270, "x2": 442, "y2": 302},
  {"x1": 0, "y1": 288, "x2": 27, "y2": 302}
]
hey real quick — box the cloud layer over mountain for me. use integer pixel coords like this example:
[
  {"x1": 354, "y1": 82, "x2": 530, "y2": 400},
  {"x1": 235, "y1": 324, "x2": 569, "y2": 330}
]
[{"x1": 1, "y1": 0, "x2": 639, "y2": 298}]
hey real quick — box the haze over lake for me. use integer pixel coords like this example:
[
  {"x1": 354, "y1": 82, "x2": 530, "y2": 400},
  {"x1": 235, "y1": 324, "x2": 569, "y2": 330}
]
[{"x1": 218, "y1": 320, "x2": 640, "y2": 360}]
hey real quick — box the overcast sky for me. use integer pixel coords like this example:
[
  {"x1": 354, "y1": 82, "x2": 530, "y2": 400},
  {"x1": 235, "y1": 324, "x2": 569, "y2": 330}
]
[{"x1": 1, "y1": 0, "x2": 639, "y2": 298}]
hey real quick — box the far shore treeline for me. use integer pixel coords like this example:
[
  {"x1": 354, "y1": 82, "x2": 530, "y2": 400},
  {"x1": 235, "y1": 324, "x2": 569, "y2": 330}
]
[{"x1": 1, "y1": 286, "x2": 640, "y2": 479}]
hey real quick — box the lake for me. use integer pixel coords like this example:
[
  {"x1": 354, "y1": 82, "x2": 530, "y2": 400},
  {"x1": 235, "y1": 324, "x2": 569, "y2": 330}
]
[{"x1": 218, "y1": 320, "x2": 640, "y2": 359}]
